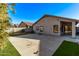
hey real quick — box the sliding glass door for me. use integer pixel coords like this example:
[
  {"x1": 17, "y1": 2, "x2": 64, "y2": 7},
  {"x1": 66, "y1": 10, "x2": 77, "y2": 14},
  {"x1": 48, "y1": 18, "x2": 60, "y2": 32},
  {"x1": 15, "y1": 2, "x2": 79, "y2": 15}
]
[
  {"x1": 61, "y1": 21, "x2": 72, "y2": 35},
  {"x1": 64, "y1": 25, "x2": 72, "y2": 35}
]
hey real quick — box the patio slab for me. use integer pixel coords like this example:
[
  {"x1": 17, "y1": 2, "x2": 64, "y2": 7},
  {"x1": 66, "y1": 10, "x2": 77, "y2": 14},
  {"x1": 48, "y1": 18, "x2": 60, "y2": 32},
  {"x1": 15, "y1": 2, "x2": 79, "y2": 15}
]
[
  {"x1": 9, "y1": 37, "x2": 40, "y2": 56},
  {"x1": 9, "y1": 34, "x2": 64, "y2": 56}
]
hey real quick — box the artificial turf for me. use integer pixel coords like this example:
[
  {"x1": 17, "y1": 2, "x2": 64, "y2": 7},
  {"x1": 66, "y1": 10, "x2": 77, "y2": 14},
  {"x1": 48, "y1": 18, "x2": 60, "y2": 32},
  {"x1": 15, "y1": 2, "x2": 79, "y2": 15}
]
[{"x1": 53, "y1": 41, "x2": 79, "y2": 56}]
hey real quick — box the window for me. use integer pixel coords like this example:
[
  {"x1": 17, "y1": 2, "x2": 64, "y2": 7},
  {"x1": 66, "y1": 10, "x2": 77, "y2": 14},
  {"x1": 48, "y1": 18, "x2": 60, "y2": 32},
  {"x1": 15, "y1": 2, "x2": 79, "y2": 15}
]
[
  {"x1": 53, "y1": 25, "x2": 58, "y2": 33},
  {"x1": 36, "y1": 26, "x2": 39, "y2": 31},
  {"x1": 40, "y1": 26, "x2": 44, "y2": 32},
  {"x1": 45, "y1": 19, "x2": 48, "y2": 23}
]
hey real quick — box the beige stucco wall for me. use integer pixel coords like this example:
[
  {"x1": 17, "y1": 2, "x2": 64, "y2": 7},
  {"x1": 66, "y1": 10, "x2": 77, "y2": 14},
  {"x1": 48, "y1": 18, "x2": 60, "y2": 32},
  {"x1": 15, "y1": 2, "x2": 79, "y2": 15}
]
[
  {"x1": 33, "y1": 17, "x2": 61, "y2": 36},
  {"x1": 33, "y1": 16, "x2": 77, "y2": 37}
]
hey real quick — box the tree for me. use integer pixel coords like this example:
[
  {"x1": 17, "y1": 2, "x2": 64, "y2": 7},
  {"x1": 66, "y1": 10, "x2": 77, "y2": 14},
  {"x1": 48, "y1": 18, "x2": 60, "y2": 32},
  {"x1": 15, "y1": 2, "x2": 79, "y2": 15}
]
[{"x1": 0, "y1": 3, "x2": 15, "y2": 50}]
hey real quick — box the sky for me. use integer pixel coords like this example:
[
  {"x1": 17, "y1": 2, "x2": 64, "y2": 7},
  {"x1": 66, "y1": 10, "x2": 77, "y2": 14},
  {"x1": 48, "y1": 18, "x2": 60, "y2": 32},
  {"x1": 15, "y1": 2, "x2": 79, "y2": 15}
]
[{"x1": 9, "y1": 3, "x2": 79, "y2": 24}]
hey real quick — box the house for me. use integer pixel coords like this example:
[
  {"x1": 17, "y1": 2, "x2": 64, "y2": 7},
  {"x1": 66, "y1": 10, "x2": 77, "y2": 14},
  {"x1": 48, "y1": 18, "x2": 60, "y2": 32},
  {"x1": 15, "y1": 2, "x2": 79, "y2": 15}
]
[
  {"x1": 18, "y1": 21, "x2": 33, "y2": 28},
  {"x1": 13, "y1": 24, "x2": 18, "y2": 28},
  {"x1": 33, "y1": 15, "x2": 79, "y2": 38}
]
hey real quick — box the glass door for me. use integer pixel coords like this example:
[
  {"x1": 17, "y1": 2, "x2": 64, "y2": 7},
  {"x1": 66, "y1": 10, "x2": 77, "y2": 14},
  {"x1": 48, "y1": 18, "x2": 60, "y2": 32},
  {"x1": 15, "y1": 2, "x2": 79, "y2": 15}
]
[{"x1": 64, "y1": 25, "x2": 72, "y2": 35}]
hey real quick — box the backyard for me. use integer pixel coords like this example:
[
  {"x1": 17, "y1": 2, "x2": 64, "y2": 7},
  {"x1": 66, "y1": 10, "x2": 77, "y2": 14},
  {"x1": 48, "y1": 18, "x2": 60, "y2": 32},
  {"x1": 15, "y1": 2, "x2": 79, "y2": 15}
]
[{"x1": 53, "y1": 41, "x2": 79, "y2": 56}]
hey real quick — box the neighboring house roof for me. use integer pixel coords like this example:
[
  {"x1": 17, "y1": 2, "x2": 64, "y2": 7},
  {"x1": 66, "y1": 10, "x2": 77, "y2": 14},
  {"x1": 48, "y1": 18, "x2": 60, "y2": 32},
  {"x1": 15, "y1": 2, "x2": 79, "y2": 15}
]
[
  {"x1": 24, "y1": 22, "x2": 33, "y2": 26},
  {"x1": 33, "y1": 14, "x2": 79, "y2": 26},
  {"x1": 14, "y1": 24, "x2": 18, "y2": 27},
  {"x1": 18, "y1": 21, "x2": 33, "y2": 27}
]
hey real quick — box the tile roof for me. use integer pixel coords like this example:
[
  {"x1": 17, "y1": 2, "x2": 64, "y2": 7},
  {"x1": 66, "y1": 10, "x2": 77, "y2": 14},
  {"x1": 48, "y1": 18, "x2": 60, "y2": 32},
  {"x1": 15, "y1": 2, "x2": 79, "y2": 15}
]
[
  {"x1": 24, "y1": 22, "x2": 33, "y2": 26},
  {"x1": 33, "y1": 14, "x2": 79, "y2": 26}
]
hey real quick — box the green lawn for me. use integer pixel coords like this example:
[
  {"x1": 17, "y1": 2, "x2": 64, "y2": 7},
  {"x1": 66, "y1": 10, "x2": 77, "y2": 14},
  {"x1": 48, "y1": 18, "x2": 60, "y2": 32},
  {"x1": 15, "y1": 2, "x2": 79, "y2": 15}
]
[
  {"x1": 0, "y1": 40, "x2": 20, "y2": 56},
  {"x1": 53, "y1": 41, "x2": 79, "y2": 56}
]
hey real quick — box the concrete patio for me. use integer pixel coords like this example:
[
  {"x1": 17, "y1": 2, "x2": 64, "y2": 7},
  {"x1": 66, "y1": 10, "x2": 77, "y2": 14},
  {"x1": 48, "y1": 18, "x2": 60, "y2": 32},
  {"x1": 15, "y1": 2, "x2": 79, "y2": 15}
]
[{"x1": 9, "y1": 34, "x2": 64, "y2": 56}]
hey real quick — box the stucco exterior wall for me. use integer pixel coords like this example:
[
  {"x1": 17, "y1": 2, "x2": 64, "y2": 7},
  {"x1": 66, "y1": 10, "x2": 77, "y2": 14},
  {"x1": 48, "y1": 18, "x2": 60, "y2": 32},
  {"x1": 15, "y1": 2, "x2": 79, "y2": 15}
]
[{"x1": 33, "y1": 17, "x2": 61, "y2": 36}]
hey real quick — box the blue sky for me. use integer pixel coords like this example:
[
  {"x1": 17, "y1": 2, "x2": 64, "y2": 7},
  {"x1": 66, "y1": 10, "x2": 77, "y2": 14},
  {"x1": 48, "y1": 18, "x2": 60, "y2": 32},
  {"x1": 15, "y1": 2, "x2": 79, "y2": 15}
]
[{"x1": 9, "y1": 3, "x2": 79, "y2": 24}]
